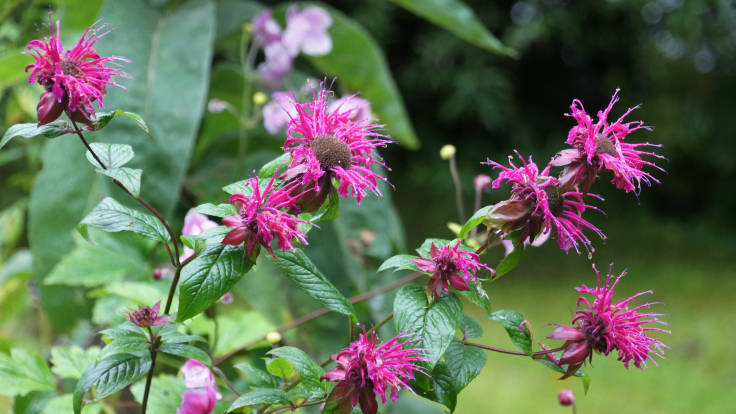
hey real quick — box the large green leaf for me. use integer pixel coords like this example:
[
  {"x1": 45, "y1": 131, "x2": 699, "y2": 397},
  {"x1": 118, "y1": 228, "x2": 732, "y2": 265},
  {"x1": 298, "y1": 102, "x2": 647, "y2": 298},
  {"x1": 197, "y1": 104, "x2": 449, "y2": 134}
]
[
  {"x1": 215, "y1": 0, "x2": 264, "y2": 38},
  {"x1": 488, "y1": 309, "x2": 531, "y2": 355},
  {"x1": 73, "y1": 353, "x2": 152, "y2": 414},
  {"x1": 50, "y1": 346, "x2": 101, "y2": 380},
  {"x1": 393, "y1": 285, "x2": 463, "y2": 369},
  {"x1": 390, "y1": 0, "x2": 516, "y2": 57},
  {"x1": 81, "y1": 197, "x2": 170, "y2": 242},
  {"x1": 458, "y1": 204, "x2": 493, "y2": 239},
  {"x1": 269, "y1": 248, "x2": 356, "y2": 318},
  {"x1": 0, "y1": 121, "x2": 70, "y2": 150},
  {"x1": 0, "y1": 348, "x2": 56, "y2": 397},
  {"x1": 159, "y1": 343, "x2": 212, "y2": 366},
  {"x1": 443, "y1": 339, "x2": 487, "y2": 392},
  {"x1": 268, "y1": 346, "x2": 326, "y2": 396},
  {"x1": 227, "y1": 388, "x2": 290, "y2": 412},
  {"x1": 212, "y1": 310, "x2": 274, "y2": 357},
  {"x1": 130, "y1": 375, "x2": 187, "y2": 414},
  {"x1": 177, "y1": 244, "x2": 253, "y2": 321},
  {"x1": 305, "y1": 3, "x2": 419, "y2": 149}
]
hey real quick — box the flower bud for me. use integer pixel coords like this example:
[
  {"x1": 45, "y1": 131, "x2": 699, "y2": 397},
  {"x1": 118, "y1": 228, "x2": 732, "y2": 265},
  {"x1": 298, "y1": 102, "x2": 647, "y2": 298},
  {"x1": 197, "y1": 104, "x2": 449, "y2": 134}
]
[
  {"x1": 253, "y1": 91, "x2": 267, "y2": 105},
  {"x1": 439, "y1": 144, "x2": 456, "y2": 160},
  {"x1": 208, "y1": 99, "x2": 226, "y2": 113},
  {"x1": 558, "y1": 389, "x2": 575, "y2": 406},
  {"x1": 474, "y1": 174, "x2": 491, "y2": 192},
  {"x1": 36, "y1": 91, "x2": 65, "y2": 126},
  {"x1": 266, "y1": 331, "x2": 282, "y2": 344},
  {"x1": 152, "y1": 268, "x2": 165, "y2": 280}
]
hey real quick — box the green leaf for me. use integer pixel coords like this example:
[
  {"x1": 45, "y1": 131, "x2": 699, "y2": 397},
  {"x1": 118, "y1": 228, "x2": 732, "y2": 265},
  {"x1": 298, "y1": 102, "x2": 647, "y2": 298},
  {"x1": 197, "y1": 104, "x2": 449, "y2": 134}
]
[
  {"x1": 51, "y1": 346, "x2": 101, "y2": 380},
  {"x1": 1, "y1": 121, "x2": 70, "y2": 150},
  {"x1": 414, "y1": 364, "x2": 457, "y2": 412},
  {"x1": 222, "y1": 176, "x2": 271, "y2": 196},
  {"x1": 306, "y1": 4, "x2": 419, "y2": 148},
  {"x1": 488, "y1": 309, "x2": 531, "y2": 355},
  {"x1": 269, "y1": 248, "x2": 356, "y2": 318},
  {"x1": 459, "y1": 314, "x2": 483, "y2": 339},
  {"x1": 41, "y1": 394, "x2": 103, "y2": 414},
  {"x1": 268, "y1": 347, "x2": 325, "y2": 396},
  {"x1": 458, "y1": 205, "x2": 493, "y2": 238},
  {"x1": 234, "y1": 363, "x2": 276, "y2": 388},
  {"x1": 91, "y1": 110, "x2": 152, "y2": 138},
  {"x1": 258, "y1": 152, "x2": 292, "y2": 179},
  {"x1": 181, "y1": 225, "x2": 231, "y2": 255},
  {"x1": 496, "y1": 248, "x2": 522, "y2": 279},
  {"x1": 84, "y1": 143, "x2": 135, "y2": 168},
  {"x1": 130, "y1": 375, "x2": 186, "y2": 414},
  {"x1": 192, "y1": 203, "x2": 237, "y2": 218},
  {"x1": 215, "y1": 0, "x2": 264, "y2": 38},
  {"x1": 390, "y1": 0, "x2": 516, "y2": 57},
  {"x1": 416, "y1": 238, "x2": 454, "y2": 257},
  {"x1": 159, "y1": 343, "x2": 211, "y2": 366},
  {"x1": 266, "y1": 358, "x2": 296, "y2": 380},
  {"x1": 81, "y1": 197, "x2": 170, "y2": 242},
  {"x1": 536, "y1": 357, "x2": 591, "y2": 394},
  {"x1": 97, "y1": 167, "x2": 143, "y2": 198},
  {"x1": 0, "y1": 50, "x2": 30, "y2": 92},
  {"x1": 73, "y1": 353, "x2": 152, "y2": 414},
  {"x1": 177, "y1": 244, "x2": 253, "y2": 321},
  {"x1": 213, "y1": 310, "x2": 274, "y2": 357},
  {"x1": 393, "y1": 286, "x2": 463, "y2": 369},
  {"x1": 443, "y1": 339, "x2": 487, "y2": 392},
  {"x1": 228, "y1": 388, "x2": 290, "y2": 412},
  {"x1": 99, "y1": 323, "x2": 150, "y2": 359},
  {"x1": 0, "y1": 348, "x2": 56, "y2": 396},
  {"x1": 377, "y1": 254, "x2": 420, "y2": 273},
  {"x1": 459, "y1": 280, "x2": 491, "y2": 313}
]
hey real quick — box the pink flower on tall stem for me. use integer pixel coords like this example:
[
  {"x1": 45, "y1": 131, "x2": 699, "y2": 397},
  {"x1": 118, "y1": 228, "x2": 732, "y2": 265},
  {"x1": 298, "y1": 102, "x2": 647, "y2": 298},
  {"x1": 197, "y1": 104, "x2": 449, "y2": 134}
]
[
  {"x1": 177, "y1": 359, "x2": 221, "y2": 414},
  {"x1": 221, "y1": 173, "x2": 310, "y2": 257},
  {"x1": 25, "y1": 20, "x2": 129, "y2": 126},
  {"x1": 322, "y1": 330, "x2": 424, "y2": 414},
  {"x1": 552, "y1": 89, "x2": 664, "y2": 194},
  {"x1": 282, "y1": 86, "x2": 392, "y2": 209},
  {"x1": 413, "y1": 241, "x2": 493, "y2": 299},
  {"x1": 485, "y1": 152, "x2": 605, "y2": 254},
  {"x1": 548, "y1": 264, "x2": 669, "y2": 377},
  {"x1": 126, "y1": 301, "x2": 170, "y2": 328}
]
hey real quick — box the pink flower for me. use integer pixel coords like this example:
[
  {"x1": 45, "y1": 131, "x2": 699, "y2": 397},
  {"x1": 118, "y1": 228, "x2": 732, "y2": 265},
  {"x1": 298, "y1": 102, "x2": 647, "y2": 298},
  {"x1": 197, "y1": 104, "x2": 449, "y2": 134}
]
[
  {"x1": 126, "y1": 301, "x2": 170, "y2": 328},
  {"x1": 180, "y1": 210, "x2": 218, "y2": 262},
  {"x1": 485, "y1": 152, "x2": 605, "y2": 254},
  {"x1": 412, "y1": 241, "x2": 493, "y2": 299},
  {"x1": 257, "y1": 42, "x2": 293, "y2": 87},
  {"x1": 328, "y1": 95, "x2": 372, "y2": 122},
  {"x1": 252, "y1": 10, "x2": 282, "y2": 47},
  {"x1": 177, "y1": 388, "x2": 218, "y2": 414},
  {"x1": 181, "y1": 359, "x2": 216, "y2": 389},
  {"x1": 552, "y1": 89, "x2": 664, "y2": 194},
  {"x1": 207, "y1": 99, "x2": 226, "y2": 113},
  {"x1": 262, "y1": 92, "x2": 297, "y2": 133},
  {"x1": 282, "y1": 86, "x2": 391, "y2": 208},
  {"x1": 282, "y1": 6, "x2": 332, "y2": 57},
  {"x1": 221, "y1": 174, "x2": 310, "y2": 257},
  {"x1": 322, "y1": 330, "x2": 424, "y2": 414},
  {"x1": 558, "y1": 389, "x2": 575, "y2": 406},
  {"x1": 220, "y1": 292, "x2": 234, "y2": 303},
  {"x1": 25, "y1": 20, "x2": 128, "y2": 126},
  {"x1": 548, "y1": 264, "x2": 669, "y2": 377}
]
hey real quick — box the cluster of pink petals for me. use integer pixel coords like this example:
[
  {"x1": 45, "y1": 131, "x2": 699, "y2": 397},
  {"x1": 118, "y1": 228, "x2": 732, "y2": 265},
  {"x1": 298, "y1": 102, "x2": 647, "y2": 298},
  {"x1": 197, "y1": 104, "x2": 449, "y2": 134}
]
[
  {"x1": 263, "y1": 91, "x2": 298, "y2": 133},
  {"x1": 177, "y1": 359, "x2": 221, "y2": 414},
  {"x1": 125, "y1": 301, "x2": 170, "y2": 328},
  {"x1": 180, "y1": 210, "x2": 218, "y2": 262},
  {"x1": 552, "y1": 89, "x2": 664, "y2": 194},
  {"x1": 222, "y1": 174, "x2": 310, "y2": 256},
  {"x1": 486, "y1": 153, "x2": 605, "y2": 254},
  {"x1": 25, "y1": 20, "x2": 128, "y2": 125},
  {"x1": 322, "y1": 330, "x2": 424, "y2": 414},
  {"x1": 413, "y1": 241, "x2": 493, "y2": 298},
  {"x1": 548, "y1": 265, "x2": 669, "y2": 376},
  {"x1": 282, "y1": 87, "x2": 392, "y2": 204}
]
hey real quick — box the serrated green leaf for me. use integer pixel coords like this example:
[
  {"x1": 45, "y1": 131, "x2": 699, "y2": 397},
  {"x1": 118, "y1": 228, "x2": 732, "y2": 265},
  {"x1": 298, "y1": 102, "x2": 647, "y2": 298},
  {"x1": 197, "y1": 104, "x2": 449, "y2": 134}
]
[
  {"x1": 496, "y1": 248, "x2": 522, "y2": 279},
  {"x1": 73, "y1": 353, "x2": 151, "y2": 414},
  {"x1": 459, "y1": 314, "x2": 483, "y2": 339},
  {"x1": 192, "y1": 203, "x2": 237, "y2": 218},
  {"x1": 159, "y1": 343, "x2": 211, "y2": 366},
  {"x1": 416, "y1": 238, "x2": 454, "y2": 257},
  {"x1": 393, "y1": 285, "x2": 463, "y2": 369},
  {"x1": 99, "y1": 167, "x2": 143, "y2": 198},
  {"x1": 430, "y1": 362, "x2": 457, "y2": 411},
  {"x1": 377, "y1": 254, "x2": 420, "y2": 273},
  {"x1": 181, "y1": 225, "x2": 230, "y2": 255},
  {"x1": 459, "y1": 279, "x2": 491, "y2": 313},
  {"x1": 0, "y1": 121, "x2": 70, "y2": 150},
  {"x1": 81, "y1": 197, "x2": 170, "y2": 242},
  {"x1": 84, "y1": 143, "x2": 135, "y2": 168},
  {"x1": 488, "y1": 309, "x2": 531, "y2": 355},
  {"x1": 258, "y1": 152, "x2": 292, "y2": 179},
  {"x1": 266, "y1": 357, "x2": 295, "y2": 380},
  {"x1": 269, "y1": 248, "x2": 356, "y2": 318},
  {"x1": 130, "y1": 374, "x2": 186, "y2": 414},
  {"x1": 228, "y1": 388, "x2": 290, "y2": 412},
  {"x1": 177, "y1": 244, "x2": 253, "y2": 321},
  {"x1": 222, "y1": 176, "x2": 271, "y2": 196},
  {"x1": 458, "y1": 205, "x2": 493, "y2": 238},
  {"x1": 391, "y1": 0, "x2": 516, "y2": 57},
  {"x1": 0, "y1": 348, "x2": 56, "y2": 397},
  {"x1": 51, "y1": 346, "x2": 101, "y2": 380},
  {"x1": 443, "y1": 339, "x2": 487, "y2": 392},
  {"x1": 234, "y1": 363, "x2": 276, "y2": 388},
  {"x1": 91, "y1": 110, "x2": 152, "y2": 138},
  {"x1": 41, "y1": 394, "x2": 103, "y2": 414},
  {"x1": 268, "y1": 347, "x2": 325, "y2": 396}
]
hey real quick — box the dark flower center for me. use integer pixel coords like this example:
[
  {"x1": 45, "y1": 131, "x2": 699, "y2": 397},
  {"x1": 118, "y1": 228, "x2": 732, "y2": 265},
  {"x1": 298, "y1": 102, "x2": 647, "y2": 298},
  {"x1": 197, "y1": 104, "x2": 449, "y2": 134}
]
[
  {"x1": 60, "y1": 60, "x2": 83, "y2": 78},
  {"x1": 581, "y1": 316, "x2": 609, "y2": 354},
  {"x1": 310, "y1": 134, "x2": 352, "y2": 171},
  {"x1": 595, "y1": 134, "x2": 617, "y2": 157},
  {"x1": 347, "y1": 359, "x2": 373, "y2": 389},
  {"x1": 544, "y1": 185, "x2": 564, "y2": 216}
]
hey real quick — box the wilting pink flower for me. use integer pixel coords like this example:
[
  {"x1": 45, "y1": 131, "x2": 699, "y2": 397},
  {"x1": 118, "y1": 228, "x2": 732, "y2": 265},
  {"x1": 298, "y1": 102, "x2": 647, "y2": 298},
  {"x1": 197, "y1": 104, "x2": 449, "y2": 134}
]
[
  {"x1": 322, "y1": 330, "x2": 424, "y2": 414},
  {"x1": 252, "y1": 10, "x2": 282, "y2": 47},
  {"x1": 178, "y1": 359, "x2": 221, "y2": 414},
  {"x1": 485, "y1": 152, "x2": 605, "y2": 254},
  {"x1": 328, "y1": 95, "x2": 372, "y2": 122},
  {"x1": 263, "y1": 92, "x2": 297, "y2": 133},
  {"x1": 282, "y1": 6, "x2": 332, "y2": 57},
  {"x1": 558, "y1": 389, "x2": 575, "y2": 406},
  {"x1": 25, "y1": 20, "x2": 128, "y2": 126},
  {"x1": 552, "y1": 89, "x2": 664, "y2": 194},
  {"x1": 221, "y1": 174, "x2": 310, "y2": 256},
  {"x1": 257, "y1": 42, "x2": 293, "y2": 87},
  {"x1": 180, "y1": 210, "x2": 218, "y2": 262},
  {"x1": 413, "y1": 241, "x2": 493, "y2": 299},
  {"x1": 548, "y1": 264, "x2": 669, "y2": 377},
  {"x1": 282, "y1": 86, "x2": 391, "y2": 208},
  {"x1": 126, "y1": 301, "x2": 170, "y2": 328}
]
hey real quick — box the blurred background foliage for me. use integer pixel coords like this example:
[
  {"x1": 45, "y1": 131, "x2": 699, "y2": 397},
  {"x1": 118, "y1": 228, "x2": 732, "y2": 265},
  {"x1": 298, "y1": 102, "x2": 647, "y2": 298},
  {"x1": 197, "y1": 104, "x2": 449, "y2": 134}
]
[{"x1": 0, "y1": 0, "x2": 734, "y2": 413}]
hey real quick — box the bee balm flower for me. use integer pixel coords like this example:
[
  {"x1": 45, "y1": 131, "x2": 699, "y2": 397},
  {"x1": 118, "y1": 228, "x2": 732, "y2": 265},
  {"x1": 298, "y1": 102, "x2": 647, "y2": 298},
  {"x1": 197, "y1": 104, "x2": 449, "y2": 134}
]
[
  {"x1": 126, "y1": 301, "x2": 170, "y2": 328},
  {"x1": 413, "y1": 241, "x2": 493, "y2": 299}
]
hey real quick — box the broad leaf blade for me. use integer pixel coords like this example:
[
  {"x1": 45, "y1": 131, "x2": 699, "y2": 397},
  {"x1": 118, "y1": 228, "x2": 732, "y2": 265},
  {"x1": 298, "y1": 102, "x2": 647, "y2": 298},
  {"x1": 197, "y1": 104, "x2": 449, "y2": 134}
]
[
  {"x1": 0, "y1": 349, "x2": 56, "y2": 396},
  {"x1": 488, "y1": 309, "x2": 531, "y2": 355},
  {"x1": 443, "y1": 339, "x2": 486, "y2": 392},
  {"x1": 50, "y1": 346, "x2": 101, "y2": 380},
  {"x1": 159, "y1": 343, "x2": 211, "y2": 366},
  {"x1": 268, "y1": 346, "x2": 325, "y2": 396},
  {"x1": 228, "y1": 388, "x2": 290, "y2": 411},
  {"x1": 0, "y1": 121, "x2": 69, "y2": 150},
  {"x1": 81, "y1": 197, "x2": 170, "y2": 242},
  {"x1": 378, "y1": 254, "x2": 420, "y2": 273},
  {"x1": 85, "y1": 143, "x2": 135, "y2": 168},
  {"x1": 73, "y1": 353, "x2": 151, "y2": 414},
  {"x1": 92, "y1": 110, "x2": 152, "y2": 138}
]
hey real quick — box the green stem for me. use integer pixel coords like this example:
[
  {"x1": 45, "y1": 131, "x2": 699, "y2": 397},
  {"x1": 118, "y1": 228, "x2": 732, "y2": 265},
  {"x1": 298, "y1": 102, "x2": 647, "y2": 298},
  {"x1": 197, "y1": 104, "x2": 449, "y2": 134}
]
[
  {"x1": 141, "y1": 327, "x2": 158, "y2": 414},
  {"x1": 463, "y1": 341, "x2": 566, "y2": 358}
]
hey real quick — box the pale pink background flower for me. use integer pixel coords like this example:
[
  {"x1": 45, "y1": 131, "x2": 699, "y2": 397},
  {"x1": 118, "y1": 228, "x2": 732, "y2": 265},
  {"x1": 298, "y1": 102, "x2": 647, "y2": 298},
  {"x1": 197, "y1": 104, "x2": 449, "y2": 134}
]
[{"x1": 282, "y1": 6, "x2": 333, "y2": 56}]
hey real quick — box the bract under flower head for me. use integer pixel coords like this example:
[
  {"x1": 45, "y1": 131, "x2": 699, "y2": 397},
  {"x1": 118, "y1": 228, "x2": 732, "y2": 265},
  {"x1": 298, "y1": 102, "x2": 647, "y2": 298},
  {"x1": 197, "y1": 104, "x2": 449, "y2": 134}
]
[
  {"x1": 126, "y1": 301, "x2": 170, "y2": 328},
  {"x1": 548, "y1": 264, "x2": 669, "y2": 377},
  {"x1": 485, "y1": 152, "x2": 605, "y2": 254},
  {"x1": 322, "y1": 329, "x2": 424, "y2": 414},
  {"x1": 552, "y1": 89, "x2": 664, "y2": 194},
  {"x1": 25, "y1": 20, "x2": 129, "y2": 126},
  {"x1": 221, "y1": 173, "x2": 310, "y2": 257},
  {"x1": 413, "y1": 241, "x2": 493, "y2": 299},
  {"x1": 282, "y1": 87, "x2": 392, "y2": 207}
]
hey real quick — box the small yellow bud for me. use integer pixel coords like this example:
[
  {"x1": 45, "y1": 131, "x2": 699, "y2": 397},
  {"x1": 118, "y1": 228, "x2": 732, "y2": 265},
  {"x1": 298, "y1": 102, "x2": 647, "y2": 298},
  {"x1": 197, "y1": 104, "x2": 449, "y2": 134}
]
[
  {"x1": 440, "y1": 144, "x2": 456, "y2": 160},
  {"x1": 266, "y1": 331, "x2": 282, "y2": 344},
  {"x1": 243, "y1": 22, "x2": 253, "y2": 33},
  {"x1": 253, "y1": 91, "x2": 268, "y2": 105}
]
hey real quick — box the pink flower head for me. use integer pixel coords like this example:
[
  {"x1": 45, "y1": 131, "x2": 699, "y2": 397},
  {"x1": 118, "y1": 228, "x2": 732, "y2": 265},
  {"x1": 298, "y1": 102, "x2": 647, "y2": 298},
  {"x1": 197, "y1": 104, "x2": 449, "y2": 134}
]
[
  {"x1": 322, "y1": 330, "x2": 424, "y2": 414},
  {"x1": 282, "y1": 86, "x2": 392, "y2": 208},
  {"x1": 263, "y1": 91, "x2": 298, "y2": 134},
  {"x1": 257, "y1": 41, "x2": 293, "y2": 87},
  {"x1": 181, "y1": 210, "x2": 218, "y2": 262},
  {"x1": 252, "y1": 10, "x2": 282, "y2": 47},
  {"x1": 412, "y1": 241, "x2": 493, "y2": 299},
  {"x1": 177, "y1": 388, "x2": 218, "y2": 414},
  {"x1": 552, "y1": 89, "x2": 664, "y2": 194},
  {"x1": 548, "y1": 264, "x2": 669, "y2": 377},
  {"x1": 181, "y1": 359, "x2": 216, "y2": 389},
  {"x1": 25, "y1": 19, "x2": 129, "y2": 126},
  {"x1": 221, "y1": 173, "x2": 310, "y2": 257},
  {"x1": 485, "y1": 152, "x2": 605, "y2": 254},
  {"x1": 125, "y1": 301, "x2": 170, "y2": 328},
  {"x1": 328, "y1": 95, "x2": 372, "y2": 122},
  {"x1": 282, "y1": 6, "x2": 333, "y2": 57},
  {"x1": 558, "y1": 389, "x2": 575, "y2": 406}
]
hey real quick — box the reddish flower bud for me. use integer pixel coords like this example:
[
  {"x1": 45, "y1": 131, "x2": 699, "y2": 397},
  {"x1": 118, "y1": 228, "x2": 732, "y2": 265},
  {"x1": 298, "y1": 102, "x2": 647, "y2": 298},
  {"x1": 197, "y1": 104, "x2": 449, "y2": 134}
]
[
  {"x1": 126, "y1": 301, "x2": 170, "y2": 328},
  {"x1": 558, "y1": 389, "x2": 575, "y2": 406},
  {"x1": 152, "y1": 268, "x2": 165, "y2": 280},
  {"x1": 36, "y1": 91, "x2": 65, "y2": 126}
]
